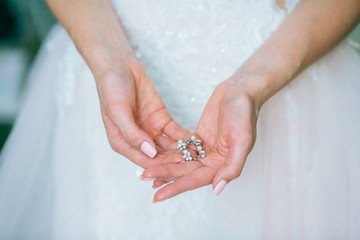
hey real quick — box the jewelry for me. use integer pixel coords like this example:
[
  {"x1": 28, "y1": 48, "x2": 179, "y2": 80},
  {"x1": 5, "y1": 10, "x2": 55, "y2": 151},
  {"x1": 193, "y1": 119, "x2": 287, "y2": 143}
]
[{"x1": 177, "y1": 136, "x2": 206, "y2": 161}]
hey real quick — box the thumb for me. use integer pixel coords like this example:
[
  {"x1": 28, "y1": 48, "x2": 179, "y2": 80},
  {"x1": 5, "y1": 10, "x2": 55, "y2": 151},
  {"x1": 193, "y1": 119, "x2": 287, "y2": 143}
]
[
  {"x1": 212, "y1": 142, "x2": 248, "y2": 196},
  {"x1": 109, "y1": 104, "x2": 157, "y2": 158}
]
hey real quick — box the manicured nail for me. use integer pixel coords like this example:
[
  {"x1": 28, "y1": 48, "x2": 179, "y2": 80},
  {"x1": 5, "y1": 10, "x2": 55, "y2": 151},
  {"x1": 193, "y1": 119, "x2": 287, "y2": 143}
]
[
  {"x1": 214, "y1": 180, "x2": 227, "y2": 196},
  {"x1": 140, "y1": 175, "x2": 155, "y2": 181},
  {"x1": 141, "y1": 141, "x2": 157, "y2": 158},
  {"x1": 152, "y1": 199, "x2": 164, "y2": 204}
]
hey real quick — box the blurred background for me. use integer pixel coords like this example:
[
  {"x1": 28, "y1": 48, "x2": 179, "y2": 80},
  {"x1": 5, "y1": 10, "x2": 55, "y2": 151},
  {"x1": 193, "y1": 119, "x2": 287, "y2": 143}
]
[
  {"x1": 0, "y1": 0, "x2": 55, "y2": 151},
  {"x1": 0, "y1": 0, "x2": 359, "y2": 152}
]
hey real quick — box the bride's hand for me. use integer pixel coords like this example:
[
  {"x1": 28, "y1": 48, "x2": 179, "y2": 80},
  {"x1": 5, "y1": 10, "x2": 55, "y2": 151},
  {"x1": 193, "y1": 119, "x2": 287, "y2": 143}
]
[
  {"x1": 142, "y1": 73, "x2": 262, "y2": 202},
  {"x1": 95, "y1": 57, "x2": 192, "y2": 168},
  {"x1": 45, "y1": 0, "x2": 193, "y2": 168}
]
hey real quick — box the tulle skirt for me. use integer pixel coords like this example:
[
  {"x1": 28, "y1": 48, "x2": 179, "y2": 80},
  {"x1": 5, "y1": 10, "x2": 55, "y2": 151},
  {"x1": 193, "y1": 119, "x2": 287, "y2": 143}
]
[{"x1": 0, "y1": 23, "x2": 360, "y2": 239}]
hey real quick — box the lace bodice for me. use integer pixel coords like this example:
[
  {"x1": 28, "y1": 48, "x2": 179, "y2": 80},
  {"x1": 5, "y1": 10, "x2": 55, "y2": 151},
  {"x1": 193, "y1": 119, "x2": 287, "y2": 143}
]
[
  {"x1": 55, "y1": 0, "x2": 300, "y2": 131},
  {"x1": 110, "y1": 0, "x2": 298, "y2": 131}
]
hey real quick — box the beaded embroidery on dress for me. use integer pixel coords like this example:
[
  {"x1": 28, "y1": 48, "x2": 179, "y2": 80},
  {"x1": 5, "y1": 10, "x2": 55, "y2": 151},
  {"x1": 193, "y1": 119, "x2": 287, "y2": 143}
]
[{"x1": 1, "y1": 0, "x2": 360, "y2": 239}]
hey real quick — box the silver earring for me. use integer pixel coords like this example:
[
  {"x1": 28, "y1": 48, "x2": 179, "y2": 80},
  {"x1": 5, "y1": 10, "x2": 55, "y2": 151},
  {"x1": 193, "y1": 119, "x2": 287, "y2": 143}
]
[{"x1": 177, "y1": 136, "x2": 206, "y2": 161}]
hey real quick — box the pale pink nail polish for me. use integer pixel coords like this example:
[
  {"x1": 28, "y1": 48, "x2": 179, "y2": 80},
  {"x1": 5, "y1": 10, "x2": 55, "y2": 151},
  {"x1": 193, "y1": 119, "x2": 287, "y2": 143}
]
[
  {"x1": 141, "y1": 141, "x2": 157, "y2": 158},
  {"x1": 141, "y1": 177, "x2": 155, "y2": 181},
  {"x1": 214, "y1": 180, "x2": 227, "y2": 196},
  {"x1": 152, "y1": 199, "x2": 164, "y2": 204}
]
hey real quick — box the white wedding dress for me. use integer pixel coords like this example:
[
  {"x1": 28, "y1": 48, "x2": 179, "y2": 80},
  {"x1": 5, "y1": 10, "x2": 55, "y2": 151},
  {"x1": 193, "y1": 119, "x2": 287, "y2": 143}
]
[{"x1": 1, "y1": 0, "x2": 360, "y2": 239}]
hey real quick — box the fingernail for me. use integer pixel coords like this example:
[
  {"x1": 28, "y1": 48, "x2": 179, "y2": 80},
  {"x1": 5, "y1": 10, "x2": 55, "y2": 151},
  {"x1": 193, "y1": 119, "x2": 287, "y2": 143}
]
[
  {"x1": 141, "y1": 141, "x2": 157, "y2": 158},
  {"x1": 140, "y1": 175, "x2": 155, "y2": 181},
  {"x1": 152, "y1": 199, "x2": 164, "y2": 204},
  {"x1": 214, "y1": 180, "x2": 227, "y2": 196}
]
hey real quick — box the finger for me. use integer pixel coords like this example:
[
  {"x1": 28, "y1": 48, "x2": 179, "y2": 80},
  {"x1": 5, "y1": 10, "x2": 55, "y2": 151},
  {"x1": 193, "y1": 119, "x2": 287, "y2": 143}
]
[
  {"x1": 152, "y1": 180, "x2": 170, "y2": 189},
  {"x1": 152, "y1": 147, "x2": 199, "y2": 167},
  {"x1": 154, "y1": 144, "x2": 165, "y2": 152},
  {"x1": 152, "y1": 152, "x2": 185, "y2": 165},
  {"x1": 154, "y1": 134, "x2": 199, "y2": 160},
  {"x1": 104, "y1": 116, "x2": 182, "y2": 168},
  {"x1": 142, "y1": 161, "x2": 203, "y2": 181},
  {"x1": 162, "y1": 120, "x2": 193, "y2": 142},
  {"x1": 103, "y1": 119, "x2": 151, "y2": 166},
  {"x1": 152, "y1": 166, "x2": 216, "y2": 203},
  {"x1": 212, "y1": 136, "x2": 251, "y2": 196},
  {"x1": 105, "y1": 106, "x2": 157, "y2": 158},
  {"x1": 154, "y1": 134, "x2": 177, "y2": 150}
]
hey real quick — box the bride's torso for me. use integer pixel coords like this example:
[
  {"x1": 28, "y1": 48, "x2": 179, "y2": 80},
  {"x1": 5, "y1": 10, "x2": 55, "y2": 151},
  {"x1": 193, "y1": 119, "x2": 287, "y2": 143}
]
[{"x1": 110, "y1": 0, "x2": 294, "y2": 130}]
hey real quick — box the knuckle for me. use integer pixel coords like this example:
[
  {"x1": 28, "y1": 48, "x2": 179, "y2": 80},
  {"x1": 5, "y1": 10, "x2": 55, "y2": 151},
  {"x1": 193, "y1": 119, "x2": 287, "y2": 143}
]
[
  {"x1": 109, "y1": 140, "x2": 120, "y2": 153},
  {"x1": 236, "y1": 130, "x2": 253, "y2": 147},
  {"x1": 122, "y1": 130, "x2": 140, "y2": 147},
  {"x1": 215, "y1": 81, "x2": 229, "y2": 92},
  {"x1": 130, "y1": 61, "x2": 146, "y2": 74},
  {"x1": 107, "y1": 99, "x2": 129, "y2": 116},
  {"x1": 228, "y1": 167, "x2": 242, "y2": 180},
  {"x1": 241, "y1": 130, "x2": 253, "y2": 143},
  {"x1": 107, "y1": 136, "x2": 126, "y2": 154}
]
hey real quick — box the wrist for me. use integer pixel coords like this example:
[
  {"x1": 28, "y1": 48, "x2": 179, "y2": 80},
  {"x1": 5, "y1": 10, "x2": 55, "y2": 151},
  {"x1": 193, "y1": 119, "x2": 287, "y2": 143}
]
[
  {"x1": 85, "y1": 45, "x2": 136, "y2": 81},
  {"x1": 227, "y1": 69, "x2": 273, "y2": 112},
  {"x1": 80, "y1": 36, "x2": 139, "y2": 82},
  {"x1": 67, "y1": 13, "x2": 136, "y2": 80}
]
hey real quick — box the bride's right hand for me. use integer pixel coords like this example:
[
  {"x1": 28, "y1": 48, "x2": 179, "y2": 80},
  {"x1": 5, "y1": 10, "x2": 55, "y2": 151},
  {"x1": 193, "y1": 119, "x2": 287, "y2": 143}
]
[
  {"x1": 95, "y1": 57, "x2": 193, "y2": 168},
  {"x1": 45, "y1": 0, "x2": 193, "y2": 168}
]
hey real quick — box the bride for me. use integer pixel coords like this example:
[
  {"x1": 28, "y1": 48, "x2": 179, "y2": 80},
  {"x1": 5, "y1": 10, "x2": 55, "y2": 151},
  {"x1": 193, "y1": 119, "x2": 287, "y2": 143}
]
[{"x1": 1, "y1": 0, "x2": 360, "y2": 239}]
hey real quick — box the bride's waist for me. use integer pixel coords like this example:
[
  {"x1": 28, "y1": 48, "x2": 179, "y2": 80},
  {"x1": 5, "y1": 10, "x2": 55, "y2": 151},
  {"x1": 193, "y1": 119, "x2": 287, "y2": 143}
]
[{"x1": 113, "y1": 1, "x2": 286, "y2": 68}]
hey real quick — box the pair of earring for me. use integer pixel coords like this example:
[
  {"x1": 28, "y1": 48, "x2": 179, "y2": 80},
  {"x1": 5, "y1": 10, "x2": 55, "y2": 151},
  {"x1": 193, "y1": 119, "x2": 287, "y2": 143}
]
[{"x1": 177, "y1": 136, "x2": 206, "y2": 161}]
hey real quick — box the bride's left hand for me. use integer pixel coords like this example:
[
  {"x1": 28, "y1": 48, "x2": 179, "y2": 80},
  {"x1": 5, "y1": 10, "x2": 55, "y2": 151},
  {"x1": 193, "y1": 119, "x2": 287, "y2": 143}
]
[{"x1": 142, "y1": 74, "x2": 262, "y2": 203}]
